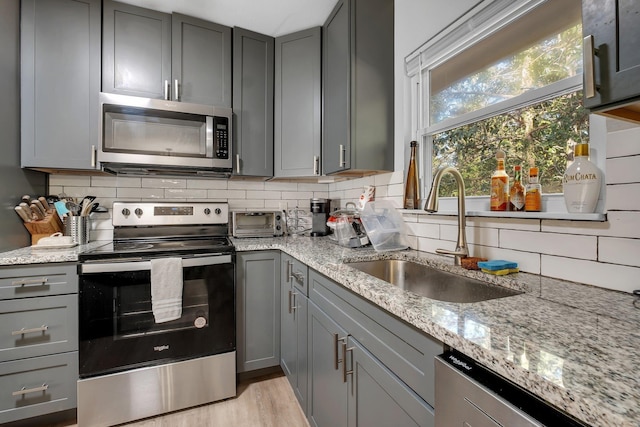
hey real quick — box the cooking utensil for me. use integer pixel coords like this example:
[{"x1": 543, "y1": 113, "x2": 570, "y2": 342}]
[
  {"x1": 38, "y1": 196, "x2": 51, "y2": 212},
  {"x1": 81, "y1": 201, "x2": 97, "y2": 216},
  {"x1": 66, "y1": 201, "x2": 80, "y2": 216},
  {"x1": 54, "y1": 201, "x2": 70, "y2": 217},
  {"x1": 14, "y1": 206, "x2": 32, "y2": 222}
]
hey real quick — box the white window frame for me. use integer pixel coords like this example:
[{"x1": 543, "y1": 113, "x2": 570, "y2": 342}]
[{"x1": 405, "y1": 0, "x2": 606, "y2": 216}]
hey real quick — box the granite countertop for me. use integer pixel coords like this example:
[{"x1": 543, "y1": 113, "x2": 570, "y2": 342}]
[
  {"x1": 231, "y1": 236, "x2": 640, "y2": 427},
  {"x1": 1, "y1": 237, "x2": 638, "y2": 426}
]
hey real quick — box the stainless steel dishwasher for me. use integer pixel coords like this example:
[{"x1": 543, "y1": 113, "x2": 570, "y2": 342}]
[{"x1": 435, "y1": 351, "x2": 588, "y2": 427}]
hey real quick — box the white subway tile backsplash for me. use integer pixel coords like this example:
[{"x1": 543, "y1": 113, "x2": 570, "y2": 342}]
[
  {"x1": 541, "y1": 218, "x2": 610, "y2": 236},
  {"x1": 228, "y1": 199, "x2": 265, "y2": 210},
  {"x1": 91, "y1": 176, "x2": 141, "y2": 188},
  {"x1": 228, "y1": 180, "x2": 265, "y2": 190},
  {"x1": 542, "y1": 255, "x2": 639, "y2": 293},
  {"x1": 187, "y1": 179, "x2": 228, "y2": 190},
  {"x1": 266, "y1": 182, "x2": 298, "y2": 191},
  {"x1": 116, "y1": 187, "x2": 165, "y2": 199},
  {"x1": 606, "y1": 156, "x2": 640, "y2": 184},
  {"x1": 599, "y1": 237, "x2": 640, "y2": 267},
  {"x1": 500, "y1": 230, "x2": 597, "y2": 260},
  {"x1": 141, "y1": 178, "x2": 186, "y2": 188},
  {"x1": 605, "y1": 183, "x2": 640, "y2": 211},
  {"x1": 207, "y1": 189, "x2": 246, "y2": 199},
  {"x1": 406, "y1": 222, "x2": 439, "y2": 239},
  {"x1": 62, "y1": 187, "x2": 117, "y2": 199},
  {"x1": 387, "y1": 183, "x2": 404, "y2": 197},
  {"x1": 164, "y1": 188, "x2": 208, "y2": 199},
  {"x1": 49, "y1": 175, "x2": 91, "y2": 187},
  {"x1": 606, "y1": 126, "x2": 640, "y2": 157},
  {"x1": 467, "y1": 226, "x2": 499, "y2": 247},
  {"x1": 247, "y1": 190, "x2": 281, "y2": 200}
]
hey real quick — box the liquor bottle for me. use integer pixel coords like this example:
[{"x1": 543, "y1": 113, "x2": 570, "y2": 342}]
[
  {"x1": 403, "y1": 141, "x2": 419, "y2": 209},
  {"x1": 563, "y1": 143, "x2": 602, "y2": 213},
  {"x1": 525, "y1": 166, "x2": 542, "y2": 212},
  {"x1": 509, "y1": 165, "x2": 525, "y2": 211},
  {"x1": 490, "y1": 150, "x2": 509, "y2": 211}
]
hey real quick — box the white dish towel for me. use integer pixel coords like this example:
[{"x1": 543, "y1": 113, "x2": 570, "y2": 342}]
[{"x1": 150, "y1": 257, "x2": 183, "y2": 323}]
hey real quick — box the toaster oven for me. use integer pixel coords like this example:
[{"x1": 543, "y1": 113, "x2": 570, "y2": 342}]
[{"x1": 231, "y1": 211, "x2": 285, "y2": 238}]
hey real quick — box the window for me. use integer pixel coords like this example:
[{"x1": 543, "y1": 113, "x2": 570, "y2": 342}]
[{"x1": 406, "y1": 0, "x2": 603, "y2": 212}]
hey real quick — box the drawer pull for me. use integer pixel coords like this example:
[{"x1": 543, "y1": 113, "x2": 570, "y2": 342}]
[
  {"x1": 342, "y1": 341, "x2": 354, "y2": 384},
  {"x1": 12, "y1": 325, "x2": 48, "y2": 336},
  {"x1": 11, "y1": 277, "x2": 48, "y2": 287},
  {"x1": 334, "y1": 333, "x2": 347, "y2": 370},
  {"x1": 13, "y1": 383, "x2": 48, "y2": 396}
]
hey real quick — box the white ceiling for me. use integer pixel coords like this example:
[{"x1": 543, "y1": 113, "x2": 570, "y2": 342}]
[{"x1": 115, "y1": 0, "x2": 338, "y2": 37}]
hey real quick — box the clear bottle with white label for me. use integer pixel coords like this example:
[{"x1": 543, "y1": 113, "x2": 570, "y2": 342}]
[{"x1": 563, "y1": 143, "x2": 601, "y2": 213}]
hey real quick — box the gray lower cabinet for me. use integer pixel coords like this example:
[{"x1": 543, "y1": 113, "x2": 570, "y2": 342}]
[
  {"x1": 236, "y1": 251, "x2": 281, "y2": 373},
  {"x1": 322, "y1": 0, "x2": 394, "y2": 176},
  {"x1": 308, "y1": 269, "x2": 438, "y2": 427},
  {"x1": 103, "y1": 1, "x2": 232, "y2": 107},
  {"x1": 232, "y1": 28, "x2": 275, "y2": 177},
  {"x1": 274, "y1": 27, "x2": 322, "y2": 178},
  {"x1": 0, "y1": 264, "x2": 78, "y2": 424},
  {"x1": 20, "y1": 0, "x2": 101, "y2": 170},
  {"x1": 280, "y1": 254, "x2": 309, "y2": 413}
]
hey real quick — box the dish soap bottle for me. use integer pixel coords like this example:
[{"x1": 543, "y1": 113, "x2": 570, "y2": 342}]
[
  {"x1": 509, "y1": 165, "x2": 525, "y2": 211},
  {"x1": 525, "y1": 166, "x2": 542, "y2": 212},
  {"x1": 563, "y1": 143, "x2": 601, "y2": 213},
  {"x1": 491, "y1": 150, "x2": 509, "y2": 211},
  {"x1": 403, "y1": 141, "x2": 419, "y2": 209}
]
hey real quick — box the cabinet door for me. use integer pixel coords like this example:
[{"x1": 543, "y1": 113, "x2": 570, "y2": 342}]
[
  {"x1": 172, "y1": 14, "x2": 232, "y2": 107},
  {"x1": 583, "y1": 0, "x2": 640, "y2": 110},
  {"x1": 236, "y1": 251, "x2": 280, "y2": 373},
  {"x1": 308, "y1": 301, "x2": 348, "y2": 427},
  {"x1": 233, "y1": 28, "x2": 274, "y2": 177},
  {"x1": 322, "y1": 0, "x2": 351, "y2": 175},
  {"x1": 274, "y1": 27, "x2": 322, "y2": 178},
  {"x1": 102, "y1": 0, "x2": 171, "y2": 99},
  {"x1": 280, "y1": 254, "x2": 308, "y2": 413},
  {"x1": 348, "y1": 338, "x2": 434, "y2": 427},
  {"x1": 21, "y1": 0, "x2": 101, "y2": 169}
]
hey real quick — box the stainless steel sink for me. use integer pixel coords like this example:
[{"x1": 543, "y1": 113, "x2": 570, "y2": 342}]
[{"x1": 346, "y1": 260, "x2": 522, "y2": 303}]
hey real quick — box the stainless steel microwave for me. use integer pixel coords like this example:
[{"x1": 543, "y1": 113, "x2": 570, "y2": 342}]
[{"x1": 98, "y1": 93, "x2": 232, "y2": 175}]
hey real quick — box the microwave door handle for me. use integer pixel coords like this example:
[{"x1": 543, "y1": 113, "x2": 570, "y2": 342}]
[{"x1": 206, "y1": 116, "x2": 214, "y2": 157}]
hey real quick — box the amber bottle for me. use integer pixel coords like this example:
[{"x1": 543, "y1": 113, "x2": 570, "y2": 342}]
[{"x1": 403, "y1": 141, "x2": 419, "y2": 209}]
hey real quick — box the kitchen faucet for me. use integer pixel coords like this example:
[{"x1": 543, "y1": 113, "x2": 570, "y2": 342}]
[{"x1": 424, "y1": 166, "x2": 469, "y2": 266}]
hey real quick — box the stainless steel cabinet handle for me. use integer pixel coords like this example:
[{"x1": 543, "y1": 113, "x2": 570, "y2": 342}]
[
  {"x1": 339, "y1": 144, "x2": 346, "y2": 168},
  {"x1": 11, "y1": 277, "x2": 48, "y2": 287},
  {"x1": 291, "y1": 291, "x2": 298, "y2": 313},
  {"x1": 313, "y1": 155, "x2": 319, "y2": 176},
  {"x1": 287, "y1": 260, "x2": 293, "y2": 283},
  {"x1": 12, "y1": 384, "x2": 48, "y2": 396},
  {"x1": 91, "y1": 145, "x2": 96, "y2": 168},
  {"x1": 236, "y1": 154, "x2": 241, "y2": 174},
  {"x1": 583, "y1": 35, "x2": 599, "y2": 99},
  {"x1": 12, "y1": 325, "x2": 48, "y2": 336},
  {"x1": 291, "y1": 271, "x2": 304, "y2": 285},
  {"x1": 288, "y1": 290, "x2": 293, "y2": 314},
  {"x1": 164, "y1": 80, "x2": 170, "y2": 100},
  {"x1": 342, "y1": 341, "x2": 354, "y2": 384},
  {"x1": 174, "y1": 79, "x2": 180, "y2": 101},
  {"x1": 333, "y1": 333, "x2": 347, "y2": 370}
]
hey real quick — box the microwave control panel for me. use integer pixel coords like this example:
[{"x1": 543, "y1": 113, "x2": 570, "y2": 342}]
[{"x1": 213, "y1": 116, "x2": 229, "y2": 159}]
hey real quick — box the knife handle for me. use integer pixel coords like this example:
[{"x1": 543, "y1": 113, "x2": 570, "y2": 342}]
[
  {"x1": 30, "y1": 204, "x2": 45, "y2": 220},
  {"x1": 38, "y1": 197, "x2": 50, "y2": 212},
  {"x1": 15, "y1": 206, "x2": 32, "y2": 222},
  {"x1": 33, "y1": 200, "x2": 47, "y2": 217}
]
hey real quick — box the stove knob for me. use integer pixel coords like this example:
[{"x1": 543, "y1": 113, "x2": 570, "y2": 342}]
[
  {"x1": 135, "y1": 208, "x2": 143, "y2": 217},
  {"x1": 215, "y1": 208, "x2": 222, "y2": 215},
  {"x1": 121, "y1": 208, "x2": 130, "y2": 217},
  {"x1": 204, "y1": 208, "x2": 211, "y2": 215}
]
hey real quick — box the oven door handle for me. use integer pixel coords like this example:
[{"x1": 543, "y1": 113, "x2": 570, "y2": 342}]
[{"x1": 80, "y1": 254, "x2": 232, "y2": 274}]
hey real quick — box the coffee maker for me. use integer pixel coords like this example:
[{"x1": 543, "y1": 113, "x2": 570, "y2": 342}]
[{"x1": 310, "y1": 198, "x2": 331, "y2": 236}]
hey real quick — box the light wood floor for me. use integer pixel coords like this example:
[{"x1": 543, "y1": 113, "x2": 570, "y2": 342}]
[{"x1": 61, "y1": 372, "x2": 309, "y2": 427}]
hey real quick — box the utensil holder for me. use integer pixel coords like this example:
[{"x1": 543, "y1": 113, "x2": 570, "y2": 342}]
[{"x1": 64, "y1": 216, "x2": 90, "y2": 244}]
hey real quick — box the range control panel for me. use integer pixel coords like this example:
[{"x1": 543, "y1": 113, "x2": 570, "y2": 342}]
[{"x1": 112, "y1": 202, "x2": 229, "y2": 227}]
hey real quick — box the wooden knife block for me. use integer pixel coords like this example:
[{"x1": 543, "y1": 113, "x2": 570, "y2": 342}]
[{"x1": 24, "y1": 211, "x2": 64, "y2": 244}]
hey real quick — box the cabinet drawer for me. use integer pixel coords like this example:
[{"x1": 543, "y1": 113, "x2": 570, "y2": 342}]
[
  {"x1": 0, "y1": 352, "x2": 78, "y2": 424},
  {"x1": 0, "y1": 295, "x2": 78, "y2": 362},
  {"x1": 283, "y1": 254, "x2": 309, "y2": 295},
  {"x1": 309, "y1": 270, "x2": 442, "y2": 407},
  {"x1": 0, "y1": 264, "x2": 78, "y2": 301}
]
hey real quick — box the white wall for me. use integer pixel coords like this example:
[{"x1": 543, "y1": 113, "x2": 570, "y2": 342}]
[{"x1": 49, "y1": 0, "x2": 640, "y2": 294}]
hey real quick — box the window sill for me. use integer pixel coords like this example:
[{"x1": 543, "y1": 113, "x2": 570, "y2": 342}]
[{"x1": 401, "y1": 209, "x2": 607, "y2": 222}]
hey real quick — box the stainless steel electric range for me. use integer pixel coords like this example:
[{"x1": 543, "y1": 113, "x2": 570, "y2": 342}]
[{"x1": 77, "y1": 202, "x2": 235, "y2": 427}]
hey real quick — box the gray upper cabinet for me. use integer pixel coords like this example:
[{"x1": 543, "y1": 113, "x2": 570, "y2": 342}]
[
  {"x1": 21, "y1": 0, "x2": 101, "y2": 170},
  {"x1": 102, "y1": 0, "x2": 171, "y2": 100},
  {"x1": 172, "y1": 14, "x2": 232, "y2": 106},
  {"x1": 233, "y1": 28, "x2": 274, "y2": 177},
  {"x1": 274, "y1": 27, "x2": 322, "y2": 178},
  {"x1": 582, "y1": 0, "x2": 640, "y2": 122},
  {"x1": 322, "y1": 0, "x2": 394, "y2": 175},
  {"x1": 103, "y1": 1, "x2": 232, "y2": 107}
]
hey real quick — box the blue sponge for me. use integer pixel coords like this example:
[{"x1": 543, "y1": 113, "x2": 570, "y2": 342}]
[{"x1": 477, "y1": 260, "x2": 518, "y2": 271}]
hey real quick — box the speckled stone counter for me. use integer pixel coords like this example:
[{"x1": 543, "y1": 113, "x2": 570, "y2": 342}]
[
  {"x1": 0, "y1": 240, "x2": 109, "y2": 266},
  {"x1": 232, "y1": 236, "x2": 640, "y2": 427}
]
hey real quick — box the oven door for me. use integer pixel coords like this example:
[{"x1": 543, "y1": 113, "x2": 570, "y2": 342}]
[{"x1": 78, "y1": 254, "x2": 235, "y2": 378}]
